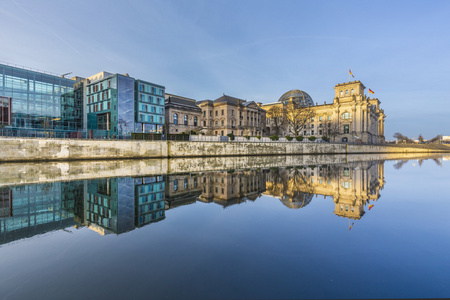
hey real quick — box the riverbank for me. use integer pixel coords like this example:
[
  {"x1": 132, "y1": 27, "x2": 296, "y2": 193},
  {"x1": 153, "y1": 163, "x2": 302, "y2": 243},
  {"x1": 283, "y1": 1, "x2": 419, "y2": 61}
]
[{"x1": 0, "y1": 137, "x2": 449, "y2": 162}]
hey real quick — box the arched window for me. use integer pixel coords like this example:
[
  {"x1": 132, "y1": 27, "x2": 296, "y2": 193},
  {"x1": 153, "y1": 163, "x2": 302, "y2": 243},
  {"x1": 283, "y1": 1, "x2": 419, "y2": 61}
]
[
  {"x1": 345, "y1": 90, "x2": 349, "y2": 95},
  {"x1": 351, "y1": 89, "x2": 354, "y2": 94},
  {"x1": 173, "y1": 179, "x2": 178, "y2": 191},
  {"x1": 194, "y1": 116, "x2": 198, "y2": 126},
  {"x1": 184, "y1": 115, "x2": 188, "y2": 125},
  {"x1": 173, "y1": 113, "x2": 178, "y2": 125},
  {"x1": 221, "y1": 120, "x2": 224, "y2": 126},
  {"x1": 340, "y1": 90, "x2": 343, "y2": 96}
]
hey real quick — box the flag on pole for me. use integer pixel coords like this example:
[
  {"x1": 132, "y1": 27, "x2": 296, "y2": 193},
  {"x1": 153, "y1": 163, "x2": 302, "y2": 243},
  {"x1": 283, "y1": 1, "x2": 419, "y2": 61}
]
[
  {"x1": 369, "y1": 89, "x2": 375, "y2": 94},
  {"x1": 349, "y1": 222, "x2": 355, "y2": 230},
  {"x1": 349, "y1": 69, "x2": 355, "y2": 78},
  {"x1": 369, "y1": 204, "x2": 374, "y2": 210}
]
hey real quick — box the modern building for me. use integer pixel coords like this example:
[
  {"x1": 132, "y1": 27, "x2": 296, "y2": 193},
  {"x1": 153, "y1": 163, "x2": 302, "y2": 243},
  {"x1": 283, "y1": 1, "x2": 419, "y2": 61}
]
[
  {"x1": 262, "y1": 81, "x2": 386, "y2": 143},
  {"x1": 0, "y1": 182, "x2": 79, "y2": 245},
  {"x1": 0, "y1": 62, "x2": 82, "y2": 136},
  {"x1": 197, "y1": 94, "x2": 266, "y2": 137},
  {"x1": 84, "y1": 71, "x2": 165, "y2": 138},
  {"x1": 84, "y1": 176, "x2": 165, "y2": 235},
  {"x1": 165, "y1": 93, "x2": 202, "y2": 134}
]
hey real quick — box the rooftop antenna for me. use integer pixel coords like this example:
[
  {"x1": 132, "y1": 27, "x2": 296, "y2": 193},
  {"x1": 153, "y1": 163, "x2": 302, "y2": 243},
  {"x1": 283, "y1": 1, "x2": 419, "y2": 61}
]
[{"x1": 61, "y1": 72, "x2": 72, "y2": 78}]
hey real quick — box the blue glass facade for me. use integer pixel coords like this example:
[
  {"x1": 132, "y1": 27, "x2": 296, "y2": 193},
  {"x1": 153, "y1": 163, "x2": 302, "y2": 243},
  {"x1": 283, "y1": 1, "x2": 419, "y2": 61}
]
[
  {"x1": 86, "y1": 73, "x2": 165, "y2": 138},
  {"x1": 86, "y1": 176, "x2": 165, "y2": 234},
  {"x1": 134, "y1": 79, "x2": 165, "y2": 134},
  {"x1": 0, "y1": 182, "x2": 78, "y2": 245},
  {"x1": 0, "y1": 63, "x2": 82, "y2": 134}
]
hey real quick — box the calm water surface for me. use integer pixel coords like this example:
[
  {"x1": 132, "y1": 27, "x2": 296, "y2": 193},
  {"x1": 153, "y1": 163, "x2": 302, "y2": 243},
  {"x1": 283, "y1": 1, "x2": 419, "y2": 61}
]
[{"x1": 0, "y1": 155, "x2": 450, "y2": 299}]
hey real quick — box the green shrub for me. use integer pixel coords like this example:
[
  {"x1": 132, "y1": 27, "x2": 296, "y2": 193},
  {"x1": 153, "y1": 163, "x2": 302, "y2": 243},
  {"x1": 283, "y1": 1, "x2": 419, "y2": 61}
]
[
  {"x1": 308, "y1": 136, "x2": 317, "y2": 141},
  {"x1": 245, "y1": 135, "x2": 250, "y2": 140},
  {"x1": 296, "y1": 136, "x2": 304, "y2": 141},
  {"x1": 256, "y1": 135, "x2": 261, "y2": 140},
  {"x1": 321, "y1": 136, "x2": 328, "y2": 142},
  {"x1": 227, "y1": 133, "x2": 235, "y2": 141},
  {"x1": 269, "y1": 135, "x2": 279, "y2": 141},
  {"x1": 286, "y1": 135, "x2": 293, "y2": 141}
]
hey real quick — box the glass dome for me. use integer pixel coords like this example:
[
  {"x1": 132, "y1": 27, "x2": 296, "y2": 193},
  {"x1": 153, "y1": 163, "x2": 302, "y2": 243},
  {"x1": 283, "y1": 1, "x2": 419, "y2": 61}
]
[{"x1": 278, "y1": 90, "x2": 314, "y2": 107}]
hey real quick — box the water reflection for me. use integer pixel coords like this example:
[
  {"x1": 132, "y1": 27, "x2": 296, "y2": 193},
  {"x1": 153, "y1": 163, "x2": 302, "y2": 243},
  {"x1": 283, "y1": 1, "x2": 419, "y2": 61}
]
[{"x1": 0, "y1": 157, "x2": 442, "y2": 245}]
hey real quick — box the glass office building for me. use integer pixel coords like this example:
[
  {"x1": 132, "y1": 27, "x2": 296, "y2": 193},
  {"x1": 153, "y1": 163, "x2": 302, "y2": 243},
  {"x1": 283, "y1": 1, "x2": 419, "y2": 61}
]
[
  {"x1": 86, "y1": 73, "x2": 165, "y2": 138},
  {"x1": 0, "y1": 63, "x2": 82, "y2": 136}
]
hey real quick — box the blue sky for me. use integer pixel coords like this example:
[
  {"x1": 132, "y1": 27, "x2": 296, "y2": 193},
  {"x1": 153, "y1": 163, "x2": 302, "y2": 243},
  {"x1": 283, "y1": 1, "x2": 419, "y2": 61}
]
[{"x1": 1, "y1": 0, "x2": 449, "y2": 139}]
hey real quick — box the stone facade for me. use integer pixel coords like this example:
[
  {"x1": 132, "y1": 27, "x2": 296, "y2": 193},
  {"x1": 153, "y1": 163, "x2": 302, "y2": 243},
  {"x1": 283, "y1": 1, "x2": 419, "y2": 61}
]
[
  {"x1": 262, "y1": 81, "x2": 386, "y2": 144},
  {"x1": 197, "y1": 95, "x2": 266, "y2": 137},
  {"x1": 165, "y1": 94, "x2": 202, "y2": 134}
]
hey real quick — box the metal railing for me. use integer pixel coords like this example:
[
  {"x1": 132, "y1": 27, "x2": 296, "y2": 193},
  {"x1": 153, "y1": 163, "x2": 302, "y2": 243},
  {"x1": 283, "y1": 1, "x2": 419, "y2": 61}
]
[{"x1": 0, "y1": 128, "x2": 384, "y2": 145}]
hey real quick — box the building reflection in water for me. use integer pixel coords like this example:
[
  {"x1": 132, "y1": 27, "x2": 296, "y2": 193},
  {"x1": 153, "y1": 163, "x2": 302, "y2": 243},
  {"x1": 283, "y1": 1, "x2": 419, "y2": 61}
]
[
  {"x1": 0, "y1": 160, "x2": 387, "y2": 244},
  {"x1": 83, "y1": 176, "x2": 166, "y2": 235},
  {"x1": 264, "y1": 161, "x2": 385, "y2": 220}
]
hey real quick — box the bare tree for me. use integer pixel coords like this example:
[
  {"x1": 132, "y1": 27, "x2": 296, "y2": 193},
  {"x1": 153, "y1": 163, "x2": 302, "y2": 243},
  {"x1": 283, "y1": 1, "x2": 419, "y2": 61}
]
[
  {"x1": 285, "y1": 103, "x2": 315, "y2": 137},
  {"x1": 322, "y1": 119, "x2": 340, "y2": 142},
  {"x1": 393, "y1": 132, "x2": 413, "y2": 143},
  {"x1": 266, "y1": 106, "x2": 285, "y2": 136},
  {"x1": 427, "y1": 135, "x2": 442, "y2": 144},
  {"x1": 418, "y1": 134, "x2": 424, "y2": 143}
]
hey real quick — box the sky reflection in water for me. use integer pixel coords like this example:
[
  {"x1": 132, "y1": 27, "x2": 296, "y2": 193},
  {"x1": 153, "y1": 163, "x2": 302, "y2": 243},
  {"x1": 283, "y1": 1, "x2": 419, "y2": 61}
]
[{"x1": 0, "y1": 156, "x2": 449, "y2": 299}]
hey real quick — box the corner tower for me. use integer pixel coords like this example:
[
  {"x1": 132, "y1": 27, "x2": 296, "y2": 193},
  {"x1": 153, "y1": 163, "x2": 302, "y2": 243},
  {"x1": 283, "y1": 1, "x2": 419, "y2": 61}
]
[{"x1": 334, "y1": 81, "x2": 365, "y2": 102}]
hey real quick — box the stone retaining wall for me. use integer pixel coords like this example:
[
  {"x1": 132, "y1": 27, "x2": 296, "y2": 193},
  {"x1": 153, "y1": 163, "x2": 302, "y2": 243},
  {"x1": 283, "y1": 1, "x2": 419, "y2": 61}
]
[{"x1": 0, "y1": 137, "x2": 448, "y2": 162}]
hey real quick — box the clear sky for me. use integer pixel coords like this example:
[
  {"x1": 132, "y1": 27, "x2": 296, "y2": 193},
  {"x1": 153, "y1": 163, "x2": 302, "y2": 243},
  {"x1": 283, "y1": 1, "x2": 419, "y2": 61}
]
[{"x1": 1, "y1": 0, "x2": 449, "y2": 139}]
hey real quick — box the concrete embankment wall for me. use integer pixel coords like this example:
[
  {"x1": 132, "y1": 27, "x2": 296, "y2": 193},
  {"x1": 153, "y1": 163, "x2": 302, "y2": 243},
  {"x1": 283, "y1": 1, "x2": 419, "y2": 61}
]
[{"x1": 0, "y1": 137, "x2": 448, "y2": 162}]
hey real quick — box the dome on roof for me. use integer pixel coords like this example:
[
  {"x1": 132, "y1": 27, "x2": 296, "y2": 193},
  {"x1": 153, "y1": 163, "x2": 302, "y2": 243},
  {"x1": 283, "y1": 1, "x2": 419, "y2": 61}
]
[
  {"x1": 278, "y1": 90, "x2": 314, "y2": 107},
  {"x1": 279, "y1": 193, "x2": 313, "y2": 209}
]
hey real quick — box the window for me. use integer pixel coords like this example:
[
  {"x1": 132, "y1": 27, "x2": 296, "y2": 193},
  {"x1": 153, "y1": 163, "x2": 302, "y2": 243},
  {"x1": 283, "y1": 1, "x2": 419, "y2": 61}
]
[
  {"x1": 215, "y1": 121, "x2": 218, "y2": 126},
  {"x1": 173, "y1": 113, "x2": 178, "y2": 125},
  {"x1": 311, "y1": 124, "x2": 314, "y2": 128},
  {"x1": 319, "y1": 116, "x2": 323, "y2": 121},
  {"x1": 107, "y1": 102, "x2": 110, "y2": 109},
  {"x1": 303, "y1": 131, "x2": 306, "y2": 135},
  {"x1": 173, "y1": 180, "x2": 178, "y2": 191},
  {"x1": 344, "y1": 125, "x2": 349, "y2": 134},
  {"x1": 215, "y1": 111, "x2": 218, "y2": 116},
  {"x1": 319, "y1": 130, "x2": 322, "y2": 135},
  {"x1": 341, "y1": 112, "x2": 351, "y2": 119},
  {"x1": 231, "y1": 110, "x2": 234, "y2": 115},
  {"x1": 344, "y1": 168, "x2": 350, "y2": 177},
  {"x1": 351, "y1": 89, "x2": 354, "y2": 94},
  {"x1": 221, "y1": 120, "x2": 224, "y2": 126},
  {"x1": 184, "y1": 178, "x2": 188, "y2": 189},
  {"x1": 194, "y1": 117, "x2": 198, "y2": 126},
  {"x1": 328, "y1": 115, "x2": 331, "y2": 120},
  {"x1": 311, "y1": 130, "x2": 314, "y2": 135},
  {"x1": 342, "y1": 137, "x2": 348, "y2": 142},
  {"x1": 184, "y1": 115, "x2": 188, "y2": 125},
  {"x1": 221, "y1": 110, "x2": 224, "y2": 115},
  {"x1": 345, "y1": 89, "x2": 349, "y2": 95},
  {"x1": 108, "y1": 80, "x2": 111, "y2": 88},
  {"x1": 340, "y1": 90, "x2": 343, "y2": 96},
  {"x1": 203, "y1": 111, "x2": 206, "y2": 117},
  {"x1": 311, "y1": 117, "x2": 314, "y2": 122}
]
